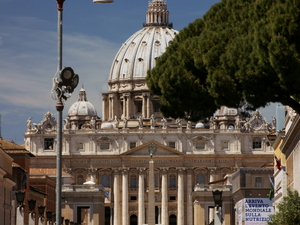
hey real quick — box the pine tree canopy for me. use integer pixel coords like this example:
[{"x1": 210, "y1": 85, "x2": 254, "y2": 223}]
[
  {"x1": 268, "y1": 189, "x2": 300, "y2": 225},
  {"x1": 146, "y1": 0, "x2": 300, "y2": 121}
]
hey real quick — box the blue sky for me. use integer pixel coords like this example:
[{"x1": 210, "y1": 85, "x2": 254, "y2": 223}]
[{"x1": 0, "y1": 0, "x2": 275, "y2": 144}]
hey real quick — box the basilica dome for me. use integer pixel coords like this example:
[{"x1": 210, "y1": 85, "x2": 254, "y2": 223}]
[
  {"x1": 102, "y1": 0, "x2": 178, "y2": 121},
  {"x1": 68, "y1": 87, "x2": 97, "y2": 119},
  {"x1": 108, "y1": 0, "x2": 178, "y2": 90}
]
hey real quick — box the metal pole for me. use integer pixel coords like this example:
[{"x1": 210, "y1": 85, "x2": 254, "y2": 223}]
[{"x1": 56, "y1": 1, "x2": 65, "y2": 224}]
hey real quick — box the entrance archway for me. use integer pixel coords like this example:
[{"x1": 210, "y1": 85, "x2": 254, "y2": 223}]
[
  {"x1": 130, "y1": 214, "x2": 138, "y2": 225},
  {"x1": 169, "y1": 214, "x2": 177, "y2": 225}
]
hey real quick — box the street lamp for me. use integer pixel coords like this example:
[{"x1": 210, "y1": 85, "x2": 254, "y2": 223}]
[
  {"x1": 212, "y1": 190, "x2": 223, "y2": 207},
  {"x1": 46, "y1": 210, "x2": 53, "y2": 223},
  {"x1": 51, "y1": 1, "x2": 113, "y2": 225},
  {"x1": 212, "y1": 190, "x2": 223, "y2": 225},
  {"x1": 38, "y1": 205, "x2": 46, "y2": 225},
  {"x1": 15, "y1": 191, "x2": 26, "y2": 207}
]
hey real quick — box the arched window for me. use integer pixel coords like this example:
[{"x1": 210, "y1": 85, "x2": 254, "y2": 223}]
[
  {"x1": 77, "y1": 175, "x2": 84, "y2": 185},
  {"x1": 102, "y1": 174, "x2": 110, "y2": 188},
  {"x1": 197, "y1": 173, "x2": 205, "y2": 185},
  {"x1": 170, "y1": 174, "x2": 176, "y2": 188},
  {"x1": 130, "y1": 175, "x2": 137, "y2": 188}
]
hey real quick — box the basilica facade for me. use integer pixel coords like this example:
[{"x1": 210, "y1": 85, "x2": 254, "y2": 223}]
[{"x1": 25, "y1": 1, "x2": 275, "y2": 225}]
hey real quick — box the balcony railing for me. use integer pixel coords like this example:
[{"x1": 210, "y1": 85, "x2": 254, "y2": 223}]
[{"x1": 62, "y1": 184, "x2": 105, "y2": 192}]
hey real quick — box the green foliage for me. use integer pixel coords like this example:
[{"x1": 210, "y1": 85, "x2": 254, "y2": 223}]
[
  {"x1": 146, "y1": 0, "x2": 300, "y2": 121},
  {"x1": 268, "y1": 189, "x2": 300, "y2": 225}
]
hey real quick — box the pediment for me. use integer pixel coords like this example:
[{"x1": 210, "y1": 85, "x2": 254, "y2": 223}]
[{"x1": 120, "y1": 140, "x2": 185, "y2": 156}]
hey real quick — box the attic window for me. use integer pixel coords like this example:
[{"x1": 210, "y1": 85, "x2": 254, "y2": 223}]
[
  {"x1": 100, "y1": 143, "x2": 110, "y2": 150},
  {"x1": 130, "y1": 142, "x2": 136, "y2": 149},
  {"x1": 138, "y1": 58, "x2": 143, "y2": 62},
  {"x1": 168, "y1": 142, "x2": 176, "y2": 149},
  {"x1": 44, "y1": 138, "x2": 54, "y2": 150},
  {"x1": 125, "y1": 58, "x2": 129, "y2": 62}
]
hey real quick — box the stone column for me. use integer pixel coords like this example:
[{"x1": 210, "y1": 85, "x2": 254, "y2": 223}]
[
  {"x1": 148, "y1": 160, "x2": 155, "y2": 225},
  {"x1": 102, "y1": 95, "x2": 108, "y2": 121},
  {"x1": 146, "y1": 95, "x2": 150, "y2": 118},
  {"x1": 28, "y1": 213, "x2": 35, "y2": 225},
  {"x1": 109, "y1": 97, "x2": 112, "y2": 121},
  {"x1": 122, "y1": 95, "x2": 126, "y2": 119},
  {"x1": 126, "y1": 94, "x2": 130, "y2": 119},
  {"x1": 177, "y1": 168, "x2": 185, "y2": 225},
  {"x1": 186, "y1": 169, "x2": 193, "y2": 225},
  {"x1": 142, "y1": 94, "x2": 146, "y2": 119},
  {"x1": 16, "y1": 206, "x2": 24, "y2": 225},
  {"x1": 113, "y1": 169, "x2": 120, "y2": 225},
  {"x1": 208, "y1": 167, "x2": 219, "y2": 183},
  {"x1": 122, "y1": 168, "x2": 129, "y2": 225},
  {"x1": 138, "y1": 168, "x2": 146, "y2": 225},
  {"x1": 161, "y1": 167, "x2": 168, "y2": 225}
]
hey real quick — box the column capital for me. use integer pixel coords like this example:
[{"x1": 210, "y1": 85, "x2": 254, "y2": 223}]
[
  {"x1": 112, "y1": 168, "x2": 121, "y2": 175},
  {"x1": 121, "y1": 167, "x2": 130, "y2": 175},
  {"x1": 176, "y1": 167, "x2": 186, "y2": 174},
  {"x1": 137, "y1": 167, "x2": 147, "y2": 175},
  {"x1": 186, "y1": 168, "x2": 194, "y2": 175},
  {"x1": 160, "y1": 167, "x2": 169, "y2": 175}
]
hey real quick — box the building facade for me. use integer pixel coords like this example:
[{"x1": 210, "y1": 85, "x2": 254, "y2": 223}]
[{"x1": 24, "y1": 1, "x2": 275, "y2": 225}]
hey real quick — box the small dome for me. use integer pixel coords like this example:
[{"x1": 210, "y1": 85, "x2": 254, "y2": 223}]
[
  {"x1": 101, "y1": 122, "x2": 114, "y2": 129},
  {"x1": 68, "y1": 87, "x2": 97, "y2": 118},
  {"x1": 195, "y1": 122, "x2": 205, "y2": 129}
]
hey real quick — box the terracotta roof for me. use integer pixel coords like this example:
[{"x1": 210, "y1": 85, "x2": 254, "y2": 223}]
[
  {"x1": 12, "y1": 162, "x2": 26, "y2": 171},
  {"x1": 0, "y1": 137, "x2": 35, "y2": 157}
]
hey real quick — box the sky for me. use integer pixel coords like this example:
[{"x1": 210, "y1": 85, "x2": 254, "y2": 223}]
[{"x1": 0, "y1": 0, "x2": 276, "y2": 144}]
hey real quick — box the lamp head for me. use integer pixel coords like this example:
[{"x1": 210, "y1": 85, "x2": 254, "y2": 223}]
[
  {"x1": 38, "y1": 205, "x2": 45, "y2": 216},
  {"x1": 15, "y1": 191, "x2": 26, "y2": 206},
  {"x1": 212, "y1": 190, "x2": 223, "y2": 207},
  {"x1": 59, "y1": 67, "x2": 74, "y2": 87},
  {"x1": 46, "y1": 210, "x2": 53, "y2": 221},
  {"x1": 28, "y1": 199, "x2": 36, "y2": 212},
  {"x1": 93, "y1": 0, "x2": 113, "y2": 3}
]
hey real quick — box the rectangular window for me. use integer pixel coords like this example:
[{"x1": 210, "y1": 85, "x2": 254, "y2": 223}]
[
  {"x1": 130, "y1": 196, "x2": 137, "y2": 201},
  {"x1": 221, "y1": 141, "x2": 229, "y2": 150},
  {"x1": 130, "y1": 142, "x2": 136, "y2": 149},
  {"x1": 136, "y1": 102, "x2": 142, "y2": 113},
  {"x1": 100, "y1": 143, "x2": 110, "y2": 150},
  {"x1": 169, "y1": 196, "x2": 176, "y2": 201},
  {"x1": 44, "y1": 138, "x2": 54, "y2": 150},
  {"x1": 168, "y1": 142, "x2": 176, "y2": 149},
  {"x1": 77, "y1": 142, "x2": 84, "y2": 151},
  {"x1": 253, "y1": 138, "x2": 262, "y2": 149},
  {"x1": 196, "y1": 141, "x2": 205, "y2": 150},
  {"x1": 255, "y1": 177, "x2": 262, "y2": 187},
  {"x1": 154, "y1": 102, "x2": 160, "y2": 112}
]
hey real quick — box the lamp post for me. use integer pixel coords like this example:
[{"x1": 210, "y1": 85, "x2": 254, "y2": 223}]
[
  {"x1": 212, "y1": 190, "x2": 223, "y2": 225},
  {"x1": 15, "y1": 191, "x2": 26, "y2": 225},
  {"x1": 51, "y1": 1, "x2": 113, "y2": 225},
  {"x1": 46, "y1": 210, "x2": 53, "y2": 225}
]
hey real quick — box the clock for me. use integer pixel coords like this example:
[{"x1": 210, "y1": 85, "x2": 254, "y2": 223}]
[
  {"x1": 251, "y1": 119, "x2": 263, "y2": 129},
  {"x1": 44, "y1": 121, "x2": 55, "y2": 131}
]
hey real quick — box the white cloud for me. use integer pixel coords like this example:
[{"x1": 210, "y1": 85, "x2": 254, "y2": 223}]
[{"x1": 0, "y1": 16, "x2": 119, "y2": 116}]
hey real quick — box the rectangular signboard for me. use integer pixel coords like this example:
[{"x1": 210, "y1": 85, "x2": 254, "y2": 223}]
[{"x1": 237, "y1": 198, "x2": 274, "y2": 225}]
